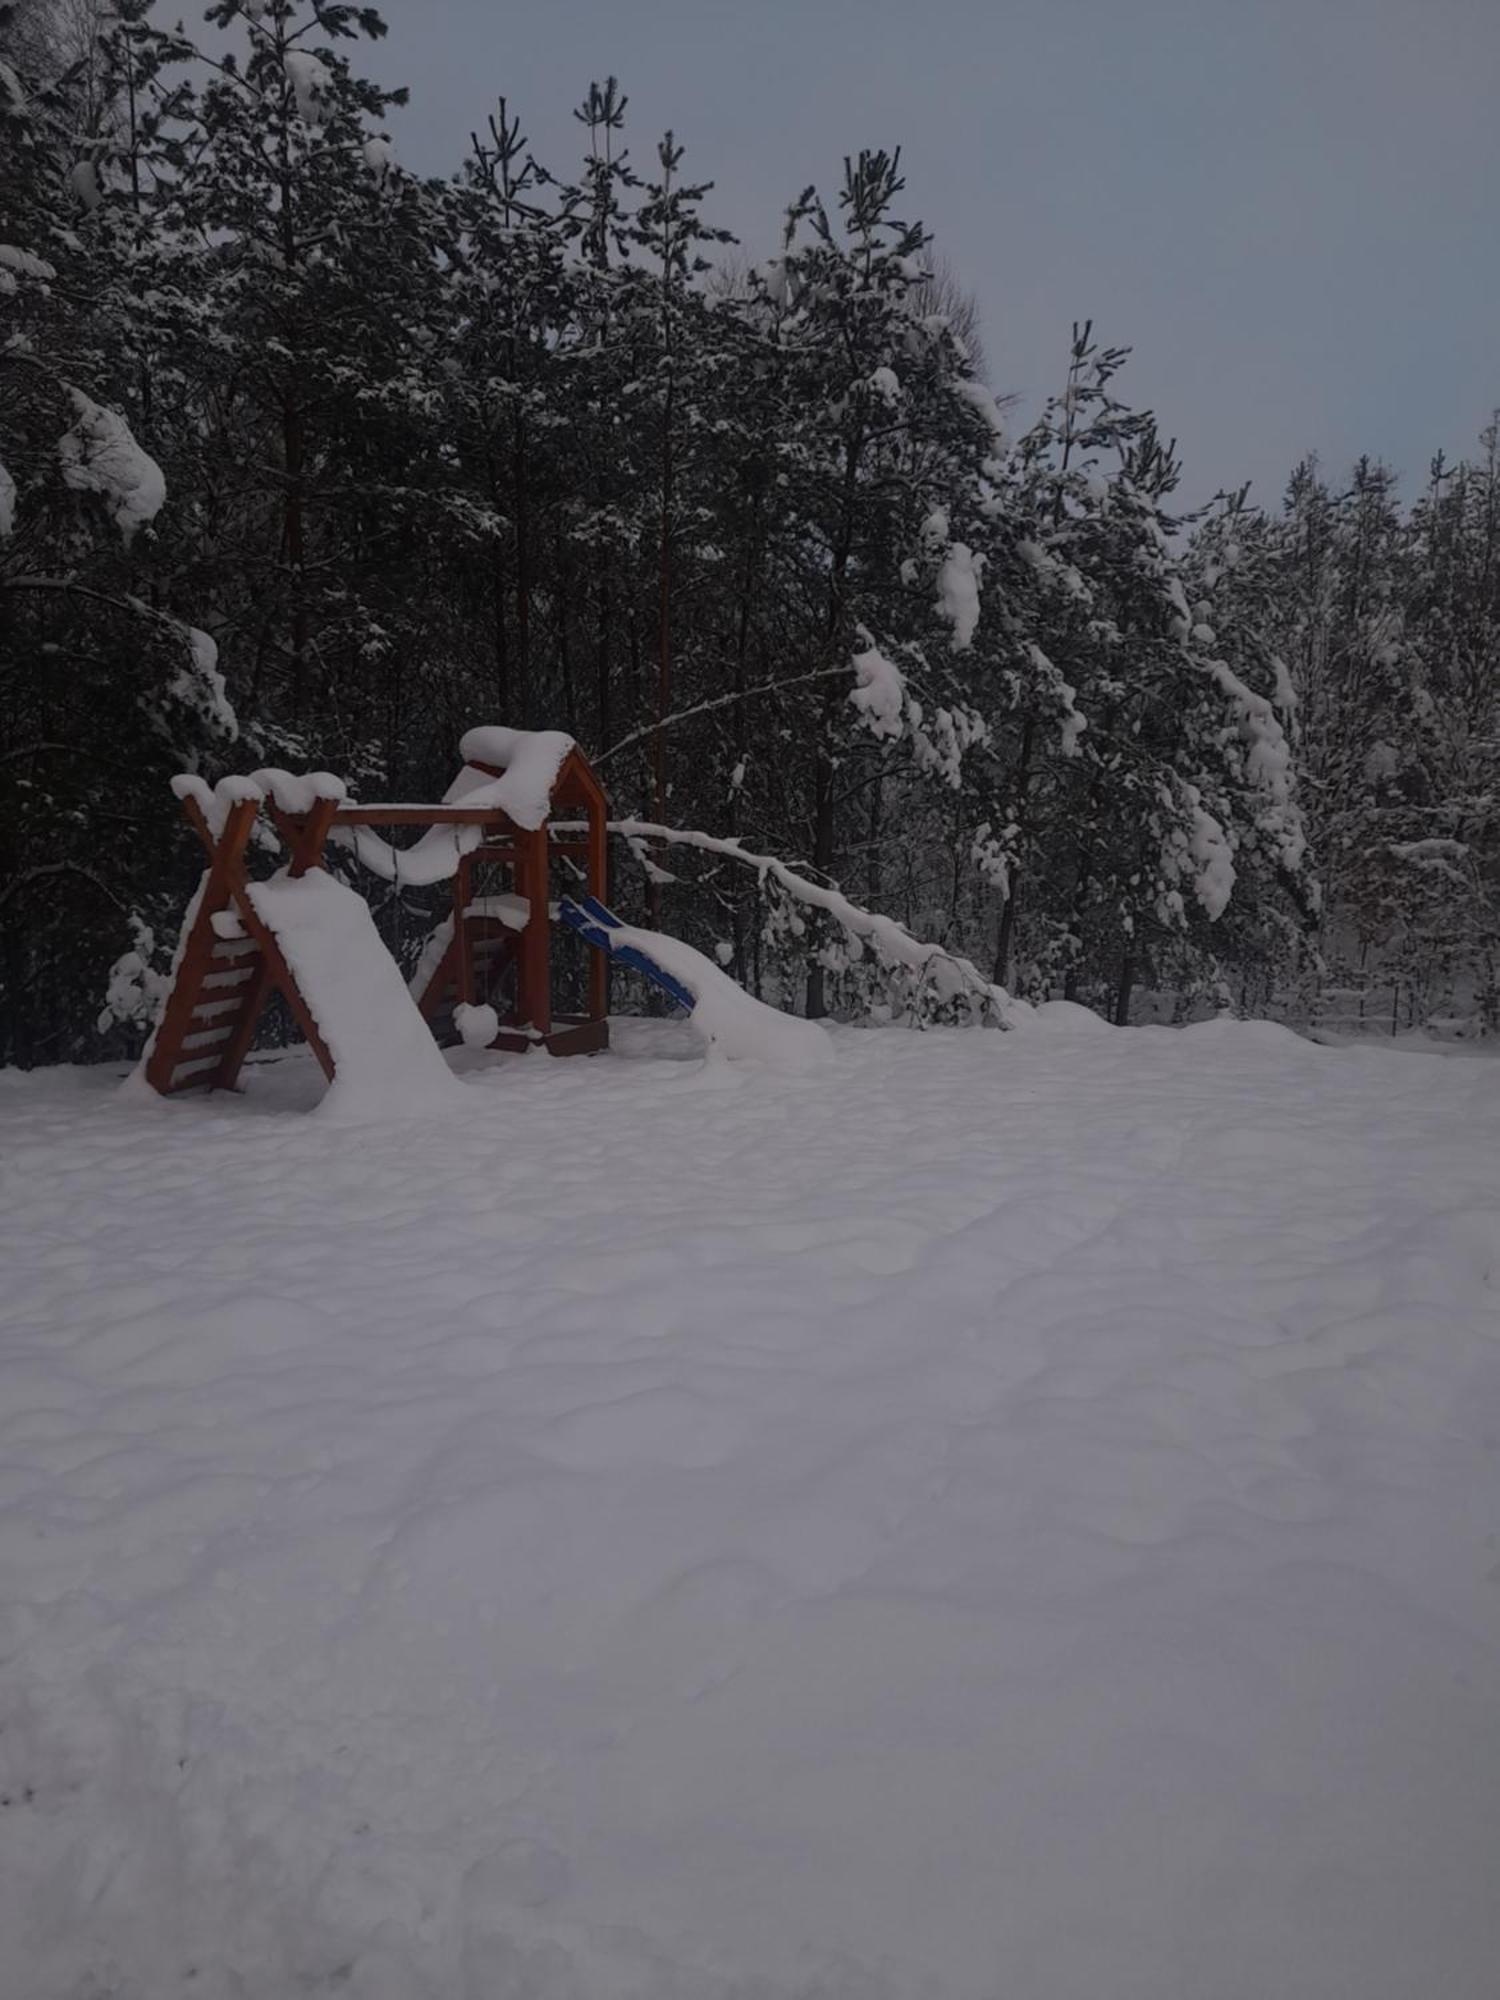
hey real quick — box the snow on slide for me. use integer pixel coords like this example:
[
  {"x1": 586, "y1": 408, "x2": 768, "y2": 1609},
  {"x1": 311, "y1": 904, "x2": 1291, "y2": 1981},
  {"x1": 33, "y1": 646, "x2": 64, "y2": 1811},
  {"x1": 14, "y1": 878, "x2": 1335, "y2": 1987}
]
[
  {"x1": 247, "y1": 870, "x2": 461, "y2": 1119},
  {"x1": 608, "y1": 920, "x2": 831, "y2": 1068}
]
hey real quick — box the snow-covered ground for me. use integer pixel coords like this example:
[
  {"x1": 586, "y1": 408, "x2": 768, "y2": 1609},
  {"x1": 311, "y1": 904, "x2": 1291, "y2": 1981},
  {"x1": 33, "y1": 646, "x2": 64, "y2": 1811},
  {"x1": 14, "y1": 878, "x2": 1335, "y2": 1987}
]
[{"x1": 2, "y1": 1017, "x2": 1498, "y2": 1999}]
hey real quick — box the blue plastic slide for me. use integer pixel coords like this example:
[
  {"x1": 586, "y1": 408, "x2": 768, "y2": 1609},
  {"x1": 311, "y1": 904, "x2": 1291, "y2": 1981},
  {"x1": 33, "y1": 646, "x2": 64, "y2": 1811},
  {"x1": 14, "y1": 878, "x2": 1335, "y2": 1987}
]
[{"x1": 557, "y1": 894, "x2": 698, "y2": 1013}]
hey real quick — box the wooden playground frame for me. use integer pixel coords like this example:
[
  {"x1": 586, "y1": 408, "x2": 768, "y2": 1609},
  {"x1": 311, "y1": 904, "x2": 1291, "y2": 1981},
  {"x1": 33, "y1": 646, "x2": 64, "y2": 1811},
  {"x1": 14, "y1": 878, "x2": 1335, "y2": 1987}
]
[{"x1": 144, "y1": 742, "x2": 612, "y2": 1097}]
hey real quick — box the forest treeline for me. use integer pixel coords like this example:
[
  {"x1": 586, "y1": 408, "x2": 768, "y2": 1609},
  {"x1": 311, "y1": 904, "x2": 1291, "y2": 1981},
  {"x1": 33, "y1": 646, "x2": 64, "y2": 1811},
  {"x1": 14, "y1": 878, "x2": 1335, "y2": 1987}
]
[{"x1": 2, "y1": 0, "x2": 1497, "y2": 1065}]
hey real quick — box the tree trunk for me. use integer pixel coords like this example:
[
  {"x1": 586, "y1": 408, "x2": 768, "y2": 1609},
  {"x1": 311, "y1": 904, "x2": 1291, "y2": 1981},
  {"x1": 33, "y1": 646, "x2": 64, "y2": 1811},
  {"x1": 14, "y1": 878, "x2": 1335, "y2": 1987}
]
[{"x1": 993, "y1": 714, "x2": 1037, "y2": 984}]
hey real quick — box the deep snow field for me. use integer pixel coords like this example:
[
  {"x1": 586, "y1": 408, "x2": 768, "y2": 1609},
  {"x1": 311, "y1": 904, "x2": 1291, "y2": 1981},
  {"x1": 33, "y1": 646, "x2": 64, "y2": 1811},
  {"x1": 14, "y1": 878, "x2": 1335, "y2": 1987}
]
[{"x1": 3, "y1": 1014, "x2": 1499, "y2": 1999}]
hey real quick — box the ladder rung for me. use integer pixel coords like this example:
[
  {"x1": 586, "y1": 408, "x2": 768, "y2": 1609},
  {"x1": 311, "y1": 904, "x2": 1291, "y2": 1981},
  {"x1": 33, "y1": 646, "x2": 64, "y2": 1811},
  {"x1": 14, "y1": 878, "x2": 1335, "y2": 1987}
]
[
  {"x1": 168, "y1": 1054, "x2": 221, "y2": 1085},
  {"x1": 211, "y1": 937, "x2": 258, "y2": 960},
  {"x1": 192, "y1": 996, "x2": 244, "y2": 1022},
  {"x1": 203, "y1": 964, "x2": 255, "y2": 991},
  {"x1": 183, "y1": 1023, "x2": 234, "y2": 1051}
]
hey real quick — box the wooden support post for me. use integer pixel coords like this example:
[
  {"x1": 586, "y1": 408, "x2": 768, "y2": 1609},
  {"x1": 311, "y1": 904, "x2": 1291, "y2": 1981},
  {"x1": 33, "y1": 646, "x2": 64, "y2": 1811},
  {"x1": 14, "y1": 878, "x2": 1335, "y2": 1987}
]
[
  {"x1": 587, "y1": 801, "x2": 609, "y2": 1026},
  {"x1": 454, "y1": 853, "x2": 476, "y2": 1006},
  {"x1": 518, "y1": 827, "x2": 551, "y2": 1037}
]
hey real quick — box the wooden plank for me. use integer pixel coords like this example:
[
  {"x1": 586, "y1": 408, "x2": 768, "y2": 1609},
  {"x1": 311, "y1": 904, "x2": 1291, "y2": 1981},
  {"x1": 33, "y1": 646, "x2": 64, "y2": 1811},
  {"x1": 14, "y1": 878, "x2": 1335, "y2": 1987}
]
[
  {"x1": 543, "y1": 1017, "x2": 609, "y2": 1058},
  {"x1": 517, "y1": 827, "x2": 551, "y2": 1036},
  {"x1": 288, "y1": 795, "x2": 340, "y2": 877},
  {"x1": 167, "y1": 1053, "x2": 222, "y2": 1086},
  {"x1": 414, "y1": 931, "x2": 459, "y2": 1021},
  {"x1": 287, "y1": 805, "x2": 522, "y2": 828},
  {"x1": 183, "y1": 1022, "x2": 235, "y2": 1048}
]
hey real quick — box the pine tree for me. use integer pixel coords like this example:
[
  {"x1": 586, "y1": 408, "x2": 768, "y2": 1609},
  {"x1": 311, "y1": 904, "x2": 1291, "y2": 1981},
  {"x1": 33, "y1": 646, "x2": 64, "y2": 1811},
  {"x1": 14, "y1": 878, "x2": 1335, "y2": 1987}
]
[{"x1": 1, "y1": 4, "x2": 235, "y2": 1064}]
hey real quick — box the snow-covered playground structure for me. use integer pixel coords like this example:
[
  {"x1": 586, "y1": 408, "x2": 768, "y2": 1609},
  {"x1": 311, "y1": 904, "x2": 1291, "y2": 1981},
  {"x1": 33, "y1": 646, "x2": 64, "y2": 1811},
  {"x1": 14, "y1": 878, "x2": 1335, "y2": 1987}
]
[{"x1": 142, "y1": 727, "x2": 821, "y2": 1101}]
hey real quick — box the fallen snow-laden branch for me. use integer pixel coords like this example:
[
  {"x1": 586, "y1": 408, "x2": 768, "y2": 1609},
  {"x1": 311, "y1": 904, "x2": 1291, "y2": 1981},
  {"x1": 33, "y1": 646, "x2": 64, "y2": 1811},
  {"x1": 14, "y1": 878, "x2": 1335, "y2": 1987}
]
[
  {"x1": 595, "y1": 667, "x2": 853, "y2": 768},
  {"x1": 568, "y1": 817, "x2": 1021, "y2": 1027}
]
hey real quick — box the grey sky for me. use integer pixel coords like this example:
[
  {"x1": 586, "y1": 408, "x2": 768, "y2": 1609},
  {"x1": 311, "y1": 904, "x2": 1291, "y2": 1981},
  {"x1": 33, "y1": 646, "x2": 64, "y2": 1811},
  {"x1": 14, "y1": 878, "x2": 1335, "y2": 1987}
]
[{"x1": 360, "y1": 0, "x2": 1499, "y2": 508}]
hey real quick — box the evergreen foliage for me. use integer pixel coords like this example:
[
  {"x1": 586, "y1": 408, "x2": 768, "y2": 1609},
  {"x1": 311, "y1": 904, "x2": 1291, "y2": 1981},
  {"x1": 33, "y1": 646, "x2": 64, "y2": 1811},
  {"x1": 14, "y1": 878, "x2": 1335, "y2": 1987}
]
[{"x1": 2, "y1": 0, "x2": 1495, "y2": 1062}]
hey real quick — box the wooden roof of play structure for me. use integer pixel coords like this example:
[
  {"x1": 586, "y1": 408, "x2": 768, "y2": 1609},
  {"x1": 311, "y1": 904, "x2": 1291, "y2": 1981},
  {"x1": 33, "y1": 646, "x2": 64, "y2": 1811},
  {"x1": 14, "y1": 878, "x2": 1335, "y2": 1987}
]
[{"x1": 142, "y1": 729, "x2": 611, "y2": 1100}]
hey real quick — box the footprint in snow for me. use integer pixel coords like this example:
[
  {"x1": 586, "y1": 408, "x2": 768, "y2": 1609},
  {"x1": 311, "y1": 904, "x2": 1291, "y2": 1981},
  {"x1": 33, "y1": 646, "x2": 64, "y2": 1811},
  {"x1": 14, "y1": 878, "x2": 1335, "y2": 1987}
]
[{"x1": 529, "y1": 1388, "x2": 748, "y2": 1470}]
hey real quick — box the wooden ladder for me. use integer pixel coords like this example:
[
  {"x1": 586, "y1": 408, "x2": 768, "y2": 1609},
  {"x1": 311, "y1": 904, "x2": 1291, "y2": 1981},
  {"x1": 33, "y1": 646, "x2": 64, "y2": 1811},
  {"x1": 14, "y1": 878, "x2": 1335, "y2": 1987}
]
[
  {"x1": 414, "y1": 916, "x2": 520, "y2": 1034},
  {"x1": 144, "y1": 791, "x2": 339, "y2": 1095}
]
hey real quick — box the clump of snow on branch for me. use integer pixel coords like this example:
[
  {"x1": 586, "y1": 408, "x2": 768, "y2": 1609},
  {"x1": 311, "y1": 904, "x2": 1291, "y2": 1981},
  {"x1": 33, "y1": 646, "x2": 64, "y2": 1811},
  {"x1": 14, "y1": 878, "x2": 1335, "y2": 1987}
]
[
  {"x1": 1157, "y1": 782, "x2": 1236, "y2": 923},
  {"x1": 69, "y1": 159, "x2": 102, "y2": 210},
  {"x1": 362, "y1": 135, "x2": 396, "y2": 180},
  {"x1": 1201, "y1": 653, "x2": 1305, "y2": 869},
  {"x1": 1188, "y1": 800, "x2": 1236, "y2": 918},
  {"x1": 283, "y1": 51, "x2": 332, "y2": 126},
  {"x1": 935, "y1": 542, "x2": 982, "y2": 650},
  {"x1": 168, "y1": 628, "x2": 239, "y2": 740},
  {"x1": 907, "y1": 697, "x2": 988, "y2": 787},
  {"x1": 1024, "y1": 643, "x2": 1087, "y2": 756},
  {"x1": 1271, "y1": 656, "x2": 1297, "y2": 716},
  {"x1": 952, "y1": 375, "x2": 1010, "y2": 462},
  {"x1": 848, "y1": 641, "x2": 906, "y2": 741},
  {"x1": 0, "y1": 242, "x2": 57, "y2": 291},
  {"x1": 1388, "y1": 838, "x2": 1472, "y2": 886},
  {"x1": 57, "y1": 389, "x2": 165, "y2": 542},
  {"x1": 970, "y1": 823, "x2": 1014, "y2": 898},
  {"x1": 96, "y1": 916, "x2": 170, "y2": 1033}
]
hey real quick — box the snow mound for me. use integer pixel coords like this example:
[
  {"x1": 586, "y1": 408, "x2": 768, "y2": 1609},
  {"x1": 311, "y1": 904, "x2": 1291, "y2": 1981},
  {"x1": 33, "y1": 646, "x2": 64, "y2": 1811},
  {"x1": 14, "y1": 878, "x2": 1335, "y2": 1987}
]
[
  {"x1": 246, "y1": 871, "x2": 462, "y2": 1121},
  {"x1": 454, "y1": 1001, "x2": 500, "y2": 1049},
  {"x1": 1175, "y1": 1015, "x2": 1310, "y2": 1052},
  {"x1": 1026, "y1": 997, "x2": 1112, "y2": 1034},
  {"x1": 610, "y1": 922, "x2": 831, "y2": 1069},
  {"x1": 456, "y1": 726, "x2": 576, "y2": 829}
]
